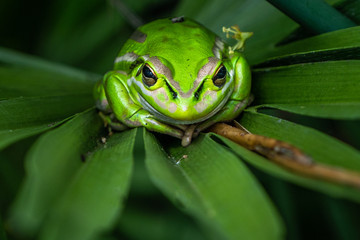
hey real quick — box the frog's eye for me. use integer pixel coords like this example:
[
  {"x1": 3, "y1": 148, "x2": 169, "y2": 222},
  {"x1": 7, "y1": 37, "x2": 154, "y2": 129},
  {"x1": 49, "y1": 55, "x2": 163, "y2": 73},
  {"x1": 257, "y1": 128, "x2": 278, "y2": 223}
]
[
  {"x1": 212, "y1": 65, "x2": 227, "y2": 87},
  {"x1": 142, "y1": 64, "x2": 157, "y2": 87}
]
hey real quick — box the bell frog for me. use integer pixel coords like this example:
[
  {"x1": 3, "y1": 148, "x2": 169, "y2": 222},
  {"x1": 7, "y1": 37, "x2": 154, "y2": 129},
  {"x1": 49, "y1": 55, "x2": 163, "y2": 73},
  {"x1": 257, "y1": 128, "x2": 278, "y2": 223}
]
[{"x1": 94, "y1": 16, "x2": 252, "y2": 146}]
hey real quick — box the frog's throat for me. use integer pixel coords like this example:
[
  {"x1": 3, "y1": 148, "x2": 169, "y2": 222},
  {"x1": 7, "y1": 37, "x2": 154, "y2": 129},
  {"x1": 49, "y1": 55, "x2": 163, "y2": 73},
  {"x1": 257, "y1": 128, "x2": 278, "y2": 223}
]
[{"x1": 138, "y1": 90, "x2": 233, "y2": 125}]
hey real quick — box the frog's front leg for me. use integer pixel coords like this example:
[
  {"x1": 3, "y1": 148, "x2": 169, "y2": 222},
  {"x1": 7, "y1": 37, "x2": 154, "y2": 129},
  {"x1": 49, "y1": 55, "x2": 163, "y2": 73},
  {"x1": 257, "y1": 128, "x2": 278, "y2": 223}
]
[
  {"x1": 94, "y1": 77, "x2": 128, "y2": 131},
  {"x1": 104, "y1": 72, "x2": 184, "y2": 139}
]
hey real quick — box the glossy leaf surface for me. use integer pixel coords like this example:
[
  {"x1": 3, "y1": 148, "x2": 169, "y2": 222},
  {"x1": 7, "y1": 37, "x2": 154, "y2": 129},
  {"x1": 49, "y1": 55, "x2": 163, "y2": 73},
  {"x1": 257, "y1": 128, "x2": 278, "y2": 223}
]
[{"x1": 144, "y1": 131, "x2": 284, "y2": 240}]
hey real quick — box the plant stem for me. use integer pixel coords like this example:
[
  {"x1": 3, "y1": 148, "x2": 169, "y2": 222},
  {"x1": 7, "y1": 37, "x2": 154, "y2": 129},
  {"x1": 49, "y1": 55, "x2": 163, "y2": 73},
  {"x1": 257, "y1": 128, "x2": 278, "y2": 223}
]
[
  {"x1": 266, "y1": 0, "x2": 356, "y2": 34},
  {"x1": 210, "y1": 123, "x2": 360, "y2": 188}
]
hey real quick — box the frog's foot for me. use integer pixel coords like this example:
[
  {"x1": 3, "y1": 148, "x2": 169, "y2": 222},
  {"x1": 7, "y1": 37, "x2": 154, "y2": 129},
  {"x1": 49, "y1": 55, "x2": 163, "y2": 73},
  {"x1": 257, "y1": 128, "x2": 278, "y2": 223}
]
[
  {"x1": 120, "y1": 109, "x2": 184, "y2": 139},
  {"x1": 98, "y1": 112, "x2": 128, "y2": 131},
  {"x1": 181, "y1": 124, "x2": 197, "y2": 147},
  {"x1": 222, "y1": 25, "x2": 253, "y2": 54},
  {"x1": 143, "y1": 116, "x2": 184, "y2": 139}
]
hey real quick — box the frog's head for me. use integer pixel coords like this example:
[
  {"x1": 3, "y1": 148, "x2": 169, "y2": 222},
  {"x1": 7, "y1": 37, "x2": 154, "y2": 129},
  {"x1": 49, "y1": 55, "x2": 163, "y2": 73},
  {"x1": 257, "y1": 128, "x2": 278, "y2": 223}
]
[
  {"x1": 129, "y1": 55, "x2": 234, "y2": 124},
  {"x1": 122, "y1": 17, "x2": 239, "y2": 125}
]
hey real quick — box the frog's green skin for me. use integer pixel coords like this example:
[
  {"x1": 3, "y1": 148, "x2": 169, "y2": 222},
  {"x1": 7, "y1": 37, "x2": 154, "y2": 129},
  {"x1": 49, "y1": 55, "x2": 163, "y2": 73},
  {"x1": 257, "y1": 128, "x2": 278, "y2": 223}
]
[{"x1": 94, "y1": 17, "x2": 251, "y2": 146}]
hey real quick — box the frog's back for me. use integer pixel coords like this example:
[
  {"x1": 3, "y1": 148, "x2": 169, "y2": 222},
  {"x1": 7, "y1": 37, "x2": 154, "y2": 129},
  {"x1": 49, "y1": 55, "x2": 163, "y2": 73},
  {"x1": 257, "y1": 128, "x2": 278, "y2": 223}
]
[{"x1": 115, "y1": 17, "x2": 219, "y2": 72}]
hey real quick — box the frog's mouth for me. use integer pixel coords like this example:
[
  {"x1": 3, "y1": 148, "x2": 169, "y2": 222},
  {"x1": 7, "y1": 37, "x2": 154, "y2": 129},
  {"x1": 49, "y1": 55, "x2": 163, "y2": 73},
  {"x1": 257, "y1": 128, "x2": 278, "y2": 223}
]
[{"x1": 138, "y1": 90, "x2": 232, "y2": 125}]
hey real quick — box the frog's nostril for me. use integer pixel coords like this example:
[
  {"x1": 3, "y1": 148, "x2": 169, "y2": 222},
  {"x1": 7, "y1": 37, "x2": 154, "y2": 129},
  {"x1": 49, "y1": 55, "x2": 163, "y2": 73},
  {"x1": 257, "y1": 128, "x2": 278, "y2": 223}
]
[{"x1": 194, "y1": 81, "x2": 204, "y2": 100}]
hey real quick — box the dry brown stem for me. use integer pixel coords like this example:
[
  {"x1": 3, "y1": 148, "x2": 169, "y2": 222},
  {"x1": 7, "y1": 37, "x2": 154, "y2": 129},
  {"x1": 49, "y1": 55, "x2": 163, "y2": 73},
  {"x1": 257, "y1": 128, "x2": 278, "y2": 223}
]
[{"x1": 209, "y1": 123, "x2": 360, "y2": 188}]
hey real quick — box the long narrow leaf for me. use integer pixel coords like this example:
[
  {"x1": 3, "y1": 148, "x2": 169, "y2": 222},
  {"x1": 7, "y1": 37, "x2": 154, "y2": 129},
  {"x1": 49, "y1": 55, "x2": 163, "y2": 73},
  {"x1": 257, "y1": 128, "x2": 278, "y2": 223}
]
[
  {"x1": 252, "y1": 60, "x2": 360, "y2": 119},
  {"x1": 144, "y1": 130, "x2": 284, "y2": 240},
  {"x1": 0, "y1": 95, "x2": 93, "y2": 129},
  {"x1": 39, "y1": 129, "x2": 136, "y2": 240},
  {"x1": 266, "y1": 26, "x2": 360, "y2": 62},
  {"x1": 0, "y1": 94, "x2": 94, "y2": 149},
  {"x1": 255, "y1": 47, "x2": 360, "y2": 68},
  {"x1": 8, "y1": 109, "x2": 104, "y2": 237},
  {"x1": 0, "y1": 47, "x2": 100, "y2": 98},
  {"x1": 266, "y1": 0, "x2": 356, "y2": 34},
  {"x1": 0, "y1": 123, "x2": 63, "y2": 151}
]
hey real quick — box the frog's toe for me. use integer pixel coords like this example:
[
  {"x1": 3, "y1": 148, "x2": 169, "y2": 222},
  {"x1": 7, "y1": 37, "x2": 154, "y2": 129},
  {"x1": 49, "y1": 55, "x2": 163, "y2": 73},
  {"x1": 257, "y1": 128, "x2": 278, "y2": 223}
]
[
  {"x1": 108, "y1": 121, "x2": 128, "y2": 131},
  {"x1": 99, "y1": 112, "x2": 128, "y2": 131},
  {"x1": 193, "y1": 125, "x2": 206, "y2": 138},
  {"x1": 142, "y1": 117, "x2": 184, "y2": 139},
  {"x1": 181, "y1": 125, "x2": 197, "y2": 147}
]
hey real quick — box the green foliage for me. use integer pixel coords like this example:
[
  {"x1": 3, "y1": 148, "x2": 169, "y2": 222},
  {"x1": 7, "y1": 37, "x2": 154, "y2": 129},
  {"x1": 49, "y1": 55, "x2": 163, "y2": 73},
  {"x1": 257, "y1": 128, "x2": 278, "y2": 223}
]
[
  {"x1": 1, "y1": 0, "x2": 360, "y2": 240},
  {"x1": 8, "y1": 109, "x2": 104, "y2": 236},
  {"x1": 38, "y1": 129, "x2": 136, "y2": 240},
  {"x1": 266, "y1": 0, "x2": 356, "y2": 33},
  {"x1": 252, "y1": 60, "x2": 360, "y2": 119},
  {"x1": 220, "y1": 110, "x2": 360, "y2": 202},
  {"x1": 145, "y1": 131, "x2": 283, "y2": 240}
]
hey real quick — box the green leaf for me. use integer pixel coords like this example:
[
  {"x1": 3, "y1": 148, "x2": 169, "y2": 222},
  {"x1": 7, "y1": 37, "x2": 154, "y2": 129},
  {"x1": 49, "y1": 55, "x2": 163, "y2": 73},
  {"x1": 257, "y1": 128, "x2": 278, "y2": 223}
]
[
  {"x1": 216, "y1": 110, "x2": 360, "y2": 202},
  {"x1": 144, "y1": 130, "x2": 284, "y2": 240},
  {"x1": 252, "y1": 60, "x2": 360, "y2": 119},
  {"x1": 8, "y1": 109, "x2": 104, "y2": 237},
  {"x1": 336, "y1": 0, "x2": 360, "y2": 24},
  {"x1": 266, "y1": 26, "x2": 360, "y2": 61},
  {"x1": 0, "y1": 95, "x2": 93, "y2": 129},
  {"x1": 0, "y1": 123, "x2": 61, "y2": 151},
  {"x1": 0, "y1": 47, "x2": 99, "y2": 149},
  {"x1": 0, "y1": 47, "x2": 100, "y2": 99},
  {"x1": 255, "y1": 46, "x2": 360, "y2": 68},
  {"x1": 39, "y1": 129, "x2": 136, "y2": 240},
  {"x1": 36, "y1": 0, "x2": 160, "y2": 71},
  {"x1": 38, "y1": 5, "x2": 125, "y2": 67},
  {"x1": 266, "y1": 0, "x2": 356, "y2": 34},
  {"x1": 0, "y1": 94, "x2": 94, "y2": 149}
]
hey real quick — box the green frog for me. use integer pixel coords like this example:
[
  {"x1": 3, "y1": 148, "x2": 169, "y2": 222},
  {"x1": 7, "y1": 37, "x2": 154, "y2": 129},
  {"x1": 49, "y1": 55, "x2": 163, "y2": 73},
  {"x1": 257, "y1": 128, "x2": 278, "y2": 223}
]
[{"x1": 94, "y1": 16, "x2": 252, "y2": 146}]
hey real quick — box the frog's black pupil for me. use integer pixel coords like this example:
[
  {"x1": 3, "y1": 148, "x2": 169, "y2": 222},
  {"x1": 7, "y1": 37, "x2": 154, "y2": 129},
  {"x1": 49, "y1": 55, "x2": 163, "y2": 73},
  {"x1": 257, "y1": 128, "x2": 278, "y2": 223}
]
[
  {"x1": 216, "y1": 66, "x2": 226, "y2": 79},
  {"x1": 143, "y1": 65, "x2": 155, "y2": 79}
]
